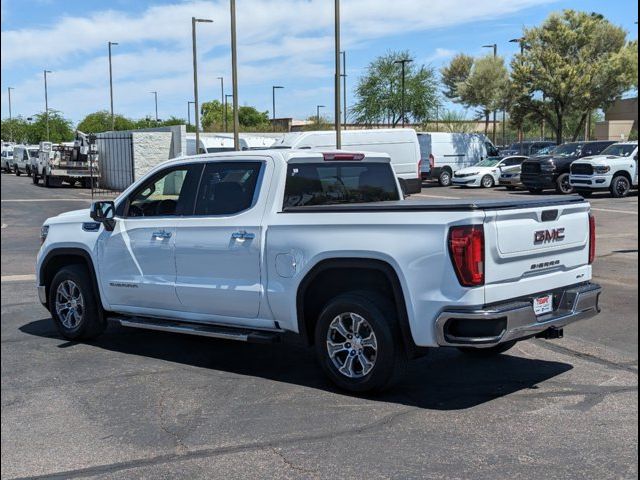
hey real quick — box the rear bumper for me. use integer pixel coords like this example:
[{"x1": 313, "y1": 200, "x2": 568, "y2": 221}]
[{"x1": 435, "y1": 282, "x2": 602, "y2": 347}]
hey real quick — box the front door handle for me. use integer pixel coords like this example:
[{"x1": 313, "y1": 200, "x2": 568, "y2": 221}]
[
  {"x1": 231, "y1": 230, "x2": 255, "y2": 241},
  {"x1": 152, "y1": 230, "x2": 172, "y2": 240}
]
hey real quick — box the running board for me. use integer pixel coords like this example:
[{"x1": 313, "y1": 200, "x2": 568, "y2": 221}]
[{"x1": 112, "y1": 316, "x2": 281, "y2": 344}]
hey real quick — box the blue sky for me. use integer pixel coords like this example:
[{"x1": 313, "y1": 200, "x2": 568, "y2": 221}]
[{"x1": 1, "y1": 0, "x2": 637, "y2": 125}]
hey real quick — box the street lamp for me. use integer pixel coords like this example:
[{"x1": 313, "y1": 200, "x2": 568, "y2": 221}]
[
  {"x1": 316, "y1": 105, "x2": 325, "y2": 125},
  {"x1": 334, "y1": 0, "x2": 342, "y2": 148},
  {"x1": 150, "y1": 91, "x2": 158, "y2": 122},
  {"x1": 341, "y1": 51, "x2": 347, "y2": 126},
  {"x1": 187, "y1": 101, "x2": 195, "y2": 127},
  {"x1": 482, "y1": 44, "x2": 498, "y2": 144},
  {"x1": 192, "y1": 17, "x2": 213, "y2": 153},
  {"x1": 217, "y1": 77, "x2": 224, "y2": 108},
  {"x1": 394, "y1": 58, "x2": 413, "y2": 128},
  {"x1": 230, "y1": 0, "x2": 240, "y2": 150},
  {"x1": 272, "y1": 85, "x2": 284, "y2": 122},
  {"x1": 225, "y1": 94, "x2": 233, "y2": 133},
  {"x1": 482, "y1": 43, "x2": 497, "y2": 58},
  {"x1": 7, "y1": 87, "x2": 14, "y2": 141},
  {"x1": 43, "y1": 70, "x2": 52, "y2": 141},
  {"x1": 108, "y1": 41, "x2": 119, "y2": 130},
  {"x1": 509, "y1": 37, "x2": 526, "y2": 55}
]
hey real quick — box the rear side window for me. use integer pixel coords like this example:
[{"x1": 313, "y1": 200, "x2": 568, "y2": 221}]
[
  {"x1": 194, "y1": 162, "x2": 262, "y2": 215},
  {"x1": 283, "y1": 162, "x2": 400, "y2": 208}
]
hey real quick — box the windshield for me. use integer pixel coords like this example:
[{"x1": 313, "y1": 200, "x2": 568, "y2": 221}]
[
  {"x1": 475, "y1": 158, "x2": 501, "y2": 167},
  {"x1": 507, "y1": 143, "x2": 523, "y2": 150},
  {"x1": 600, "y1": 144, "x2": 637, "y2": 157},
  {"x1": 552, "y1": 143, "x2": 582, "y2": 157},
  {"x1": 28, "y1": 149, "x2": 39, "y2": 158},
  {"x1": 283, "y1": 162, "x2": 400, "y2": 208}
]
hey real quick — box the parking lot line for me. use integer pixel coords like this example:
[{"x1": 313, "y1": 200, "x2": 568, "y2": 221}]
[
  {"x1": 1, "y1": 274, "x2": 36, "y2": 283},
  {"x1": 1, "y1": 199, "x2": 91, "y2": 203},
  {"x1": 591, "y1": 207, "x2": 638, "y2": 215}
]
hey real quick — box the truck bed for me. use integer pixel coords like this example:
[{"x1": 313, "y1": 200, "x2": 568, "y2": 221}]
[{"x1": 282, "y1": 195, "x2": 586, "y2": 213}]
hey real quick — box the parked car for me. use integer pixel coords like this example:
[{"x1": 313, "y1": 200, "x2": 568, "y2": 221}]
[
  {"x1": 452, "y1": 155, "x2": 528, "y2": 188},
  {"x1": 1, "y1": 144, "x2": 14, "y2": 172},
  {"x1": 500, "y1": 141, "x2": 556, "y2": 157},
  {"x1": 37, "y1": 149, "x2": 601, "y2": 392},
  {"x1": 12, "y1": 144, "x2": 39, "y2": 176},
  {"x1": 521, "y1": 141, "x2": 616, "y2": 194},
  {"x1": 418, "y1": 132, "x2": 500, "y2": 186},
  {"x1": 271, "y1": 129, "x2": 423, "y2": 194},
  {"x1": 570, "y1": 141, "x2": 638, "y2": 198}
]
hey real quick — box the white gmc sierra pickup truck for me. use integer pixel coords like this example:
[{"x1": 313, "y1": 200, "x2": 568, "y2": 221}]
[{"x1": 36, "y1": 150, "x2": 602, "y2": 392}]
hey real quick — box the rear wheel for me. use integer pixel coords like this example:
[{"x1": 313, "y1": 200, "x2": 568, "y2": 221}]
[
  {"x1": 555, "y1": 173, "x2": 573, "y2": 194},
  {"x1": 438, "y1": 169, "x2": 452, "y2": 187},
  {"x1": 314, "y1": 291, "x2": 406, "y2": 393},
  {"x1": 14, "y1": 165, "x2": 21, "y2": 176},
  {"x1": 49, "y1": 265, "x2": 106, "y2": 340},
  {"x1": 481, "y1": 175, "x2": 495, "y2": 188},
  {"x1": 457, "y1": 340, "x2": 517, "y2": 357},
  {"x1": 610, "y1": 175, "x2": 631, "y2": 198},
  {"x1": 32, "y1": 171, "x2": 39, "y2": 184}
]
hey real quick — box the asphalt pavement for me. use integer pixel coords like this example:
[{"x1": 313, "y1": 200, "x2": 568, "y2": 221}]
[{"x1": 1, "y1": 172, "x2": 637, "y2": 479}]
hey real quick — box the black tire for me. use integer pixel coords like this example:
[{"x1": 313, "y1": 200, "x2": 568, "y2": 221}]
[
  {"x1": 481, "y1": 175, "x2": 495, "y2": 188},
  {"x1": 314, "y1": 291, "x2": 407, "y2": 393},
  {"x1": 457, "y1": 340, "x2": 517, "y2": 357},
  {"x1": 438, "y1": 169, "x2": 452, "y2": 187},
  {"x1": 610, "y1": 175, "x2": 631, "y2": 198},
  {"x1": 49, "y1": 265, "x2": 106, "y2": 340},
  {"x1": 555, "y1": 173, "x2": 573, "y2": 194},
  {"x1": 528, "y1": 187, "x2": 543, "y2": 194},
  {"x1": 506, "y1": 186, "x2": 516, "y2": 191},
  {"x1": 26, "y1": 166, "x2": 31, "y2": 177},
  {"x1": 14, "y1": 166, "x2": 21, "y2": 176},
  {"x1": 32, "y1": 171, "x2": 39, "y2": 184}
]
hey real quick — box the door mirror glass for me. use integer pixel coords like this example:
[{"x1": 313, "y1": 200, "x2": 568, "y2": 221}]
[{"x1": 90, "y1": 201, "x2": 116, "y2": 230}]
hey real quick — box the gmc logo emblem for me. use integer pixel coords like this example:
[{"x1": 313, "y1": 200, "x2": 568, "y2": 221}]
[{"x1": 534, "y1": 228, "x2": 566, "y2": 244}]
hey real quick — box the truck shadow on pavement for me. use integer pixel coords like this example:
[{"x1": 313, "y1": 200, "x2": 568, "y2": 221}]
[{"x1": 21, "y1": 319, "x2": 572, "y2": 411}]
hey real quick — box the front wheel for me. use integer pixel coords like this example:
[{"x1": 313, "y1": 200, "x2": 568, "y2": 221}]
[
  {"x1": 49, "y1": 265, "x2": 106, "y2": 340},
  {"x1": 314, "y1": 292, "x2": 406, "y2": 393},
  {"x1": 555, "y1": 173, "x2": 573, "y2": 194},
  {"x1": 610, "y1": 175, "x2": 631, "y2": 198},
  {"x1": 457, "y1": 340, "x2": 517, "y2": 357},
  {"x1": 32, "y1": 171, "x2": 39, "y2": 184},
  {"x1": 481, "y1": 175, "x2": 495, "y2": 188},
  {"x1": 14, "y1": 166, "x2": 21, "y2": 176}
]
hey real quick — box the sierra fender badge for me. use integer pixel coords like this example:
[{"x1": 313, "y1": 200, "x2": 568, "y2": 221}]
[{"x1": 534, "y1": 228, "x2": 566, "y2": 244}]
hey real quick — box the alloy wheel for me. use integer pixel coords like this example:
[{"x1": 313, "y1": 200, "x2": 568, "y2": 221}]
[
  {"x1": 326, "y1": 312, "x2": 378, "y2": 379},
  {"x1": 55, "y1": 280, "x2": 85, "y2": 329}
]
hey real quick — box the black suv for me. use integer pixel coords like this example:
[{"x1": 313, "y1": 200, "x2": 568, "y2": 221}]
[
  {"x1": 521, "y1": 141, "x2": 616, "y2": 194},
  {"x1": 500, "y1": 141, "x2": 556, "y2": 157}
]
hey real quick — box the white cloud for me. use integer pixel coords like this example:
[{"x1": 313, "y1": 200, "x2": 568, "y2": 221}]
[{"x1": 1, "y1": 0, "x2": 555, "y2": 121}]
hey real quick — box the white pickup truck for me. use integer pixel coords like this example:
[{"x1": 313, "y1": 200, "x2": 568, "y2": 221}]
[
  {"x1": 36, "y1": 150, "x2": 602, "y2": 392},
  {"x1": 570, "y1": 141, "x2": 638, "y2": 198}
]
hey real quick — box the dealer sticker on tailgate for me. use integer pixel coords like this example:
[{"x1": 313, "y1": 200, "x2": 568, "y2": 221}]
[{"x1": 533, "y1": 294, "x2": 554, "y2": 316}]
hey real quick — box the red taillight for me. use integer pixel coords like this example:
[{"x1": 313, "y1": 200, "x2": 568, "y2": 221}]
[
  {"x1": 448, "y1": 225, "x2": 485, "y2": 287},
  {"x1": 323, "y1": 152, "x2": 365, "y2": 161},
  {"x1": 589, "y1": 214, "x2": 596, "y2": 264},
  {"x1": 429, "y1": 154, "x2": 435, "y2": 169},
  {"x1": 418, "y1": 159, "x2": 422, "y2": 178}
]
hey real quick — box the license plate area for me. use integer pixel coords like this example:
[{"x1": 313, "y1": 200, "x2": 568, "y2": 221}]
[{"x1": 533, "y1": 294, "x2": 554, "y2": 316}]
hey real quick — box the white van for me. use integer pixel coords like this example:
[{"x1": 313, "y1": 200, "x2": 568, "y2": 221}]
[
  {"x1": 12, "y1": 145, "x2": 40, "y2": 176},
  {"x1": 185, "y1": 134, "x2": 277, "y2": 155},
  {"x1": 418, "y1": 132, "x2": 499, "y2": 186},
  {"x1": 270, "y1": 129, "x2": 423, "y2": 193},
  {"x1": 1, "y1": 143, "x2": 15, "y2": 172}
]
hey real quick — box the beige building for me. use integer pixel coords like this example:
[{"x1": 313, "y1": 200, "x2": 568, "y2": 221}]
[{"x1": 595, "y1": 97, "x2": 638, "y2": 141}]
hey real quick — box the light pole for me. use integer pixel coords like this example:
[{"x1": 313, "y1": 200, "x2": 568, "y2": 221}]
[
  {"x1": 482, "y1": 44, "x2": 498, "y2": 144},
  {"x1": 108, "y1": 41, "x2": 118, "y2": 130},
  {"x1": 43, "y1": 70, "x2": 52, "y2": 141},
  {"x1": 187, "y1": 101, "x2": 195, "y2": 128},
  {"x1": 394, "y1": 59, "x2": 413, "y2": 128},
  {"x1": 217, "y1": 76, "x2": 224, "y2": 108},
  {"x1": 150, "y1": 91, "x2": 158, "y2": 122},
  {"x1": 192, "y1": 17, "x2": 213, "y2": 153},
  {"x1": 272, "y1": 85, "x2": 284, "y2": 126},
  {"x1": 509, "y1": 37, "x2": 525, "y2": 55},
  {"x1": 334, "y1": 0, "x2": 342, "y2": 148},
  {"x1": 225, "y1": 94, "x2": 233, "y2": 133},
  {"x1": 316, "y1": 105, "x2": 325, "y2": 125},
  {"x1": 7, "y1": 87, "x2": 14, "y2": 141},
  {"x1": 230, "y1": 0, "x2": 240, "y2": 150},
  {"x1": 341, "y1": 50, "x2": 347, "y2": 126}
]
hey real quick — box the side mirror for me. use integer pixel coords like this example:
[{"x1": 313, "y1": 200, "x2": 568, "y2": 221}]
[{"x1": 90, "y1": 201, "x2": 116, "y2": 231}]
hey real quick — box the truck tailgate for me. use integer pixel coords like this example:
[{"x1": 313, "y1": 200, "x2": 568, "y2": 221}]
[{"x1": 483, "y1": 200, "x2": 592, "y2": 304}]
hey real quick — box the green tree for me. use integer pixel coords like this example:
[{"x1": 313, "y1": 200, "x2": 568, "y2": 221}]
[
  {"x1": 352, "y1": 50, "x2": 439, "y2": 126},
  {"x1": 1, "y1": 117, "x2": 31, "y2": 143},
  {"x1": 77, "y1": 110, "x2": 135, "y2": 133},
  {"x1": 201, "y1": 101, "x2": 270, "y2": 131},
  {"x1": 510, "y1": 10, "x2": 637, "y2": 143},
  {"x1": 238, "y1": 106, "x2": 270, "y2": 128},
  {"x1": 456, "y1": 55, "x2": 510, "y2": 136},
  {"x1": 440, "y1": 54, "x2": 474, "y2": 102},
  {"x1": 303, "y1": 115, "x2": 333, "y2": 131},
  {"x1": 22, "y1": 111, "x2": 74, "y2": 144}
]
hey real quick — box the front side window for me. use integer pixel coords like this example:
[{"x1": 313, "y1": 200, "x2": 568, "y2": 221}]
[
  {"x1": 194, "y1": 162, "x2": 262, "y2": 216},
  {"x1": 126, "y1": 164, "x2": 201, "y2": 217},
  {"x1": 283, "y1": 162, "x2": 400, "y2": 208}
]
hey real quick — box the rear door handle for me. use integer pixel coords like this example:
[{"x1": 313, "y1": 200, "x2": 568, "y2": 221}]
[
  {"x1": 231, "y1": 230, "x2": 255, "y2": 241},
  {"x1": 152, "y1": 230, "x2": 172, "y2": 239}
]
